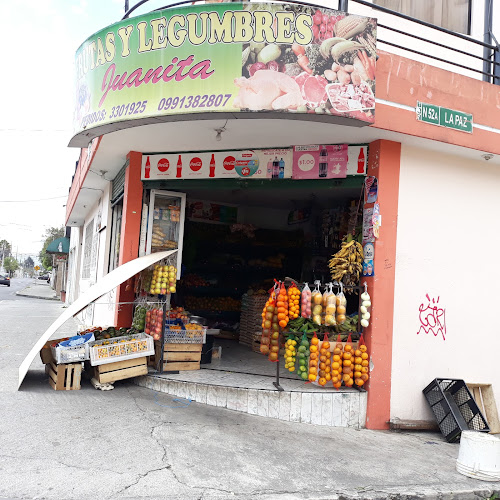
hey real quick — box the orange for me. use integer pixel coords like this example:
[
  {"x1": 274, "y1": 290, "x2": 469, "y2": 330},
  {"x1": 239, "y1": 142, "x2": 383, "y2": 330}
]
[
  {"x1": 311, "y1": 337, "x2": 319, "y2": 346},
  {"x1": 319, "y1": 370, "x2": 326, "y2": 378},
  {"x1": 343, "y1": 359, "x2": 352, "y2": 367},
  {"x1": 361, "y1": 367, "x2": 369, "y2": 373},
  {"x1": 319, "y1": 362, "x2": 326, "y2": 370},
  {"x1": 260, "y1": 345, "x2": 270, "y2": 354},
  {"x1": 320, "y1": 355, "x2": 327, "y2": 363},
  {"x1": 309, "y1": 360, "x2": 318, "y2": 367},
  {"x1": 343, "y1": 374, "x2": 350, "y2": 382},
  {"x1": 355, "y1": 378, "x2": 364, "y2": 386},
  {"x1": 354, "y1": 364, "x2": 362, "y2": 372},
  {"x1": 310, "y1": 352, "x2": 318, "y2": 360},
  {"x1": 325, "y1": 373, "x2": 332, "y2": 381},
  {"x1": 354, "y1": 371, "x2": 361, "y2": 378},
  {"x1": 355, "y1": 357, "x2": 362, "y2": 364},
  {"x1": 310, "y1": 345, "x2": 318, "y2": 353},
  {"x1": 361, "y1": 352, "x2": 369, "y2": 360},
  {"x1": 333, "y1": 382, "x2": 342, "y2": 389},
  {"x1": 322, "y1": 341, "x2": 330, "y2": 350},
  {"x1": 361, "y1": 360, "x2": 369, "y2": 367},
  {"x1": 343, "y1": 352, "x2": 352, "y2": 360},
  {"x1": 360, "y1": 345, "x2": 367, "y2": 352},
  {"x1": 361, "y1": 373, "x2": 369, "y2": 381},
  {"x1": 344, "y1": 344, "x2": 352, "y2": 352},
  {"x1": 332, "y1": 376, "x2": 339, "y2": 384},
  {"x1": 277, "y1": 313, "x2": 285, "y2": 321},
  {"x1": 354, "y1": 349, "x2": 362, "y2": 357},
  {"x1": 309, "y1": 367, "x2": 317, "y2": 375},
  {"x1": 276, "y1": 301, "x2": 285, "y2": 308},
  {"x1": 269, "y1": 352, "x2": 278, "y2": 361},
  {"x1": 333, "y1": 355, "x2": 341, "y2": 362},
  {"x1": 332, "y1": 362, "x2": 340, "y2": 370},
  {"x1": 318, "y1": 377, "x2": 327, "y2": 386},
  {"x1": 279, "y1": 320, "x2": 287, "y2": 328},
  {"x1": 333, "y1": 348, "x2": 342, "y2": 356},
  {"x1": 308, "y1": 374, "x2": 316, "y2": 382},
  {"x1": 325, "y1": 366, "x2": 331, "y2": 373}
]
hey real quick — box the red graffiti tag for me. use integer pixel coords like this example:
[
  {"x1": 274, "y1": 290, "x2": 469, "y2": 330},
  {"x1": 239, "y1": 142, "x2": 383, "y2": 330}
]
[{"x1": 418, "y1": 294, "x2": 446, "y2": 340}]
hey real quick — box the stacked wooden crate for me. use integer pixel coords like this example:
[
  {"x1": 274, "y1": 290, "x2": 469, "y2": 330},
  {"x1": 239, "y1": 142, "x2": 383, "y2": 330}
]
[{"x1": 239, "y1": 293, "x2": 267, "y2": 353}]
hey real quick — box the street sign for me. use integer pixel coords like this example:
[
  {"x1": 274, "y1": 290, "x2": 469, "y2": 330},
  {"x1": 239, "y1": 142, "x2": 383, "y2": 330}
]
[
  {"x1": 34, "y1": 266, "x2": 40, "y2": 270},
  {"x1": 416, "y1": 101, "x2": 473, "y2": 133}
]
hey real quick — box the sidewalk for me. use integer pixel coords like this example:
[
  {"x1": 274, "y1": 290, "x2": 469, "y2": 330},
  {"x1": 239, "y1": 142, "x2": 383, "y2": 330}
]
[{"x1": 16, "y1": 281, "x2": 60, "y2": 301}]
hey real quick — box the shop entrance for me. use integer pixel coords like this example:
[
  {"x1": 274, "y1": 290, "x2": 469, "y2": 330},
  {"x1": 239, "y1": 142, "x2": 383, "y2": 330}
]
[{"x1": 145, "y1": 176, "x2": 365, "y2": 387}]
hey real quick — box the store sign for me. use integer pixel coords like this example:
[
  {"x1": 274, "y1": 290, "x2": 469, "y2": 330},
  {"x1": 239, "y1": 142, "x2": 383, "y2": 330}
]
[
  {"x1": 416, "y1": 102, "x2": 473, "y2": 134},
  {"x1": 73, "y1": 3, "x2": 377, "y2": 136},
  {"x1": 293, "y1": 144, "x2": 348, "y2": 179},
  {"x1": 142, "y1": 149, "x2": 292, "y2": 180}
]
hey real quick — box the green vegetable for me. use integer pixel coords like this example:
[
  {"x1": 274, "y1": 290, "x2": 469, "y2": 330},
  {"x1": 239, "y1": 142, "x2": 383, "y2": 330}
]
[{"x1": 257, "y1": 44, "x2": 281, "y2": 64}]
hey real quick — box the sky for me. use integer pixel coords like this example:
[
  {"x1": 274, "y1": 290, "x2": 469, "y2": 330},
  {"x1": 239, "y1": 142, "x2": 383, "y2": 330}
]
[{"x1": 0, "y1": 0, "x2": 176, "y2": 260}]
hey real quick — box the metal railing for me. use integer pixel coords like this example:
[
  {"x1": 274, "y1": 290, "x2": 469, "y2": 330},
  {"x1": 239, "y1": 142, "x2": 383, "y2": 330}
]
[{"x1": 121, "y1": 0, "x2": 499, "y2": 84}]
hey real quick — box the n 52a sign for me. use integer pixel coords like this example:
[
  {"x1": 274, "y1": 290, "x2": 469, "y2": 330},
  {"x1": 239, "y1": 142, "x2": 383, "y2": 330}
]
[{"x1": 416, "y1": 102, "x2": 473, "y2": 134}]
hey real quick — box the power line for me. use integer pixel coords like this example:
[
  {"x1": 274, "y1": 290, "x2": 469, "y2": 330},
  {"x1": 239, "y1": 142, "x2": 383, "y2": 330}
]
[{"x1": 0, "y1": 196, "x2": 67, "y2": 203}]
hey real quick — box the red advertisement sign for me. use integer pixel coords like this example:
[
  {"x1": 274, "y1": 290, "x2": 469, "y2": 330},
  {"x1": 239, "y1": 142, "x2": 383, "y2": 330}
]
[{"x1": 293, "y1": 145, "x2": 348, "y2": 179}]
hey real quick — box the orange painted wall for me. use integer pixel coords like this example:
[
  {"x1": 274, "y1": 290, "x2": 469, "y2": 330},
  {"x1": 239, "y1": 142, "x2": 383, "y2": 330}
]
[
  {"x1": 114, "y1": 151, "x2": 143, "y2": 327},
  {"x1": 373, "y1": 51, "x2": 500, "y2": 155},
  {"x1": 363, "y1": 139, "x2": 401, "y2": 430}
]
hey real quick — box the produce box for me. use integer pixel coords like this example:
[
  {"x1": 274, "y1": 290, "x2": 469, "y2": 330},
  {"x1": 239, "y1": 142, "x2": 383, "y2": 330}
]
[
  {"x1": 91, "y1": 357, "x2": 148, "y2": 384},
  {"x1": 155, "y1": 342, "x2": 202, "y2": 371},
  {"x1": 40, "y1": 337, "x2": 70, "y2": 364},
  {"x1": 164, "y1": 321, "x2": 206, "y2": 344},
  {"x1": 89, "y1": 333, "x2": 154, "y2": 366},
  {"x1": 46, "y1": 361, "x2": 82, "y2": 391},
  {"x1": 51, "y1": 333, "x2": 94, "y2": 364}
]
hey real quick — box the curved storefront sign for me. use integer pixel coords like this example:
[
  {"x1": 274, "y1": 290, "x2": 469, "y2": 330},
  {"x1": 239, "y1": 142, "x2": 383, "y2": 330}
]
[{"x1": 73, "y1": 2, "x2": 377, "y2": 140}]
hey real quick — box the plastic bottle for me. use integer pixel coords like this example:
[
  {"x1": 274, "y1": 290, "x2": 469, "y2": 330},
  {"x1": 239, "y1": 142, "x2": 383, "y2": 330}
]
[
  {"x1": 176, "y1": 155, "x2": 182, "y2": 178},
  {"x1": 209, "y1": 154, "x2": 216, "y2": 178},
  {"x1": 319, "y1": 146, "x2": 328, "y2": 178},
  {"x1": 357, "y1": 148, "x2": 365, "y2": 174},
  {"x1": 145, "y1": 156, "x2": 151, "y2": 179},
  {"x1": 278, "y1": 157, "x2": 285, "y2": 179},
  {"x1": 272, "y1": 157, "x2": 279, "y2": 179}
]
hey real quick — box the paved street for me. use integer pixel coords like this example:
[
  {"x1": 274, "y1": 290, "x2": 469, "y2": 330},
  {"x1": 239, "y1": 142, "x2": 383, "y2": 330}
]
[
  {"x1": 0, "y1": 277, "x2": 33, "y2": 301},
  {"x1": 0, "y1": 291, "x2": 498, "y2": 499}
]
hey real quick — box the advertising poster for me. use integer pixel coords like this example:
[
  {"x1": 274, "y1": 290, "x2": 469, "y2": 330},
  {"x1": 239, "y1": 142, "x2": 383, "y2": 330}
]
[
  {"x1": 187, "y1": 200, "x2": 238, "y2": 224},
  {"x1": 142, "y1": 148, "x2": 293, "y2": 180},
  {"x1": 346, "y1": 145, "x2": 368, "y2": 175},
  {"x1": 73, "y1": 3, "x2": 377, "y2": 138},
  {"x1": 362, "y1": 207, "x2": 374, "y2": 244},
  {"x1": 365, "y1": 176, "x2": 378, "y2": 203},
  {"x1": 293, "y1": 144, "x2": 348, "y2": 179},
  {"x1": 362, "y1": 242, "x2": 374, "y2": 277}
]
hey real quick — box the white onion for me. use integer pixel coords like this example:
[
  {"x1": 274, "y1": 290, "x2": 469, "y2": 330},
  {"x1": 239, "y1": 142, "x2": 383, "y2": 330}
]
[
  {"x1": 360, "y1": 319, "x2": 369, "y2": 327},
  {"x1": 362, "y1": 300, "x2": 371, "y2": 308},
  {"x1": 362, "y1": 312, "x2": 371, "y2": 320},
  {"x1": 361, "y1": 292, "x2": 370, "y2": 301},
  {"x1": 360, "y1": 305, "x2": 367, "y2": 314}
]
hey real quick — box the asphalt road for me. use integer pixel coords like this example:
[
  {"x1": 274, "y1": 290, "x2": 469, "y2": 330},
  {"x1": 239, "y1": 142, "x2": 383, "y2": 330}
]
[
  {"x1": 0, "y1": 277, "x2": 33, "y2": 300},
  {"x1": 0, "y1": 295, "x2": 498, "y2": 499}
]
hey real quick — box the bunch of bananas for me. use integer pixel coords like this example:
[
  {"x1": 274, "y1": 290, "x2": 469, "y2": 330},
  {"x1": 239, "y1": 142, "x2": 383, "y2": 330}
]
[{"x1": 328, "y1": 238, "x2": 364, "y2": 287}]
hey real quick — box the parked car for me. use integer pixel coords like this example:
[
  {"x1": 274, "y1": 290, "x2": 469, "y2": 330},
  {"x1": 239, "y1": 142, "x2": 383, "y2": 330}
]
[
  {"x1": 0, "y1": 275, "x2": 10, "y2": 287},
  {"x1": 38, "y1": 275, "x2": 49, "y2": 282}
]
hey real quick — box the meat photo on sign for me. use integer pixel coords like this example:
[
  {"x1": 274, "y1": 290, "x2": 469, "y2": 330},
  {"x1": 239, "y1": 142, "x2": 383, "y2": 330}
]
[{"x1": 234, "y1": 3, "x2": 377, "y2": 122}]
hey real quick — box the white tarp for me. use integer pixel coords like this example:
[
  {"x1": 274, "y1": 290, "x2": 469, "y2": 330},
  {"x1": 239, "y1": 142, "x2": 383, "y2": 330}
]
[{"x1": 18, "y1": 250, "x2": 176, "y2": 389}]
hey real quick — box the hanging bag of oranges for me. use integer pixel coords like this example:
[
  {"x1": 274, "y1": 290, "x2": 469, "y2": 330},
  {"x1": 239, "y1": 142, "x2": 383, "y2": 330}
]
[
  {"x1": 287, "y1": 283, "x2": 301, "y2": 320},
  {"x1": 317, "y1": 333, "x2": 332, "y2": 386},
  {"x1": 342, "y1": 333, "x2": 354, "y2": 387},
  {"x1": 354, "y1": 334, "x2": 370, "y2": 387},
  {"x1": 260, "y1": 284, "x2": 278, "y2": 356},
  {"x1": 331, "y1": 335, "x2": 343, "y2": 389},
  {"x1": 276, "y1": 282, "x2": 289, "y2": 329}
]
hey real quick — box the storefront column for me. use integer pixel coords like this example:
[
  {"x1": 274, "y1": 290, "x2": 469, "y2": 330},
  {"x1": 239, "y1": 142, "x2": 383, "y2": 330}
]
[
  {"x1": 114, "y1": 151, "x2": 143, "y2": 327},
  {"x1": 364, "y1": 140, "x2": 401, "y2": 430}
]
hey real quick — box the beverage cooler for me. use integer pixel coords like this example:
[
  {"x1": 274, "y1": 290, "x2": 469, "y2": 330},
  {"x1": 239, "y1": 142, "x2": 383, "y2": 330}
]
[{"x1": 146, "y1": 190, "x2": 186, "y2": 280}]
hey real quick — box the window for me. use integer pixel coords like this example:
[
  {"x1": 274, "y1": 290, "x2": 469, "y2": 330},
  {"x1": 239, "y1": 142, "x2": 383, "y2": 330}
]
[
  {"x1": 108, "y1": 202, "x2": 123, "y2": 273},
  {"x1": 82, "y1": 218, "x2": 94, "y2": 279},
  {"x1": 374, "y1": 0, "x2": 471, "y2": 34}
]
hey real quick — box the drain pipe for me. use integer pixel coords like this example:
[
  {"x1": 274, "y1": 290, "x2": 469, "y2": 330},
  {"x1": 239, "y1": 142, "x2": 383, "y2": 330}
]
[
  {"x1": 483, "y1": 0, "x2": 493, "y2": 82},
  {"x1": 339, "y1": 0, "x2": 348, "y2": 12}
]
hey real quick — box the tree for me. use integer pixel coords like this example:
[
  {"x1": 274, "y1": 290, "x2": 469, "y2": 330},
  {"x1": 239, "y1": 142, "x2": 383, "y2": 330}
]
[
  {"x1": 39, "y1": 227, "x2": 65, "y2": 270},
  {"x1": 23, "y1": 257, "x2": 34, "y2": 269},
  {"x1": 0, "y1": 240, "x2": 11, "y2": 261},
  {"x1": 4, "y1": 256, "x2": 19, "y2": 276}
]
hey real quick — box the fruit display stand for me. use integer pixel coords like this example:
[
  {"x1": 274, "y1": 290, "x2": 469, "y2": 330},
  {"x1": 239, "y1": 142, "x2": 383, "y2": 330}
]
[
  {"x1": 40, "y1": 337, "x2": 70, "y2": 364},
  {"x1": 89, "y1": 333, "x2": 154, "y2": 366},
  {"x1": 45, "y1": 361, "x2": 83, "y2": 391},
  {"x1": 155, "y1": 343, "x2": 203, "y2": 372}
]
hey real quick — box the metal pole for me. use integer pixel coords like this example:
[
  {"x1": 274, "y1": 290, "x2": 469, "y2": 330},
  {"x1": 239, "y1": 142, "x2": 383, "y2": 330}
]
[
  {"x1": 339, "y1": 0, "x2": 348, "y2": 12},
  {"x1": 483, "y1": 0, "x2": 493, "y2": 82},
  {"x1": 125, "y1": 0, "x2": 129, "y2": 14},
  {"x1": 273, "y1": 329, "x2": 284, "y2": 391}
]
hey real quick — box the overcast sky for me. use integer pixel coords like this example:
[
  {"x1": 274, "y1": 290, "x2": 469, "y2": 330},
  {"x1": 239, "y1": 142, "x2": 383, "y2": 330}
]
[{"x1": 0, "y1": 0, "x2": 175, "y2": 260}]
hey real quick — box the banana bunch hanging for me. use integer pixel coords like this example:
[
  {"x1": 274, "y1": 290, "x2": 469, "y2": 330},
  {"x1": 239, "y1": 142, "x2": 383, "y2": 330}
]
[{"x1": 328, "y1": 237, "x2": 364, "y2": 287}]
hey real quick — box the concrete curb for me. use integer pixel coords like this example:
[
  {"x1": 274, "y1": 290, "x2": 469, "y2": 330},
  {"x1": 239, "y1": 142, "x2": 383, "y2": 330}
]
[{"x1": 16, "y1": 289, "x2": 60, "y2": 301}]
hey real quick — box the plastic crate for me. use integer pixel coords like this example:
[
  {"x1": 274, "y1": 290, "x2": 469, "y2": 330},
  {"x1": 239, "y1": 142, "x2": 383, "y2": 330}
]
[
  {"x1": 164, "y1": 328, "x2": 206, "y2": 344},
  {"x1": 51, "y1": 333, "x2": 94, "y2": 364},
  {"x1": 89, "y1": 333, "x2": 154, "y2": 366},
  {"x1": 423, "y1": 378, "x2": 490, "y2": 443}
]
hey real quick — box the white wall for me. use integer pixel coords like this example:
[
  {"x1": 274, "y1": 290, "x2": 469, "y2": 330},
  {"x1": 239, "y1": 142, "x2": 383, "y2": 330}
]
[{"x1": 391, "y1": 144, "x2": 500, "y2": 421}]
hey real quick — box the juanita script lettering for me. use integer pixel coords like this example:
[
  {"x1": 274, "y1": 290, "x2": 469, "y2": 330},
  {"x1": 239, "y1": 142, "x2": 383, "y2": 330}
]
[{"x1": 99, "y1": 56, "x2": 213, "y2": 106}]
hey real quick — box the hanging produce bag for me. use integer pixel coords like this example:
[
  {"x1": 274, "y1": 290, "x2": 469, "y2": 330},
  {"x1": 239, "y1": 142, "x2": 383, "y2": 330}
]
[
  {"x1": 311, "y1": 280, "x2": 323, "y2": 326},
  {"x1": 342, "y1": 333, "x2": 354, "y2": 387},
  {"x1": 288, "y1": 283, "x2": 301, "y2": 320},
  {"x1": 354, "y1": 334, "x2": 370, "y2": 387},
  {"x1": 318, "y1": 333, "x2": 332, "y2": 386},
  {"x1": 276, "y1": 282, "x2": 289, "y2": 329},
  {"x1": 260, "y1": 287, "x2": 277, "y2": 356},
  {"x1": 296, "y1": 332, "x2": 310, "y2": 381},
  {"x1": 301, "y1": 283, "x2": 312, "y2": 319},
  {"x1": 284, "y1": 335, "x2": 298, "y2": 373},
  {"x1": 332, "y1": 335, "x2": 343, "y2": 389},
  {"x1": 324, "y1": 283, "x2": 337, "y2": 326},
  {"x1": 360, "y1": 284, "x2": 372, "y2": 329},
  {"x1": 336, "y1": 283, "x2": 347, "y2": 325},
  {"x1": 307, "y1": 333, "x2": 320, "y2": 383}
]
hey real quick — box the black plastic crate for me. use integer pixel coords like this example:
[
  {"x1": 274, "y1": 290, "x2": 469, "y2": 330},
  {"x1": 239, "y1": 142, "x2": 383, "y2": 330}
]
[{"x1": 423, "y1": 378, "x2": 490, "y2": 443}]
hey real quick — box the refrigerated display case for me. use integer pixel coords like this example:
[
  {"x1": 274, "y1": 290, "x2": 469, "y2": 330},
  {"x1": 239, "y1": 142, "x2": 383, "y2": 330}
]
[{"x1": 146, "y1": 190, "x2": 186, "y2": 279}]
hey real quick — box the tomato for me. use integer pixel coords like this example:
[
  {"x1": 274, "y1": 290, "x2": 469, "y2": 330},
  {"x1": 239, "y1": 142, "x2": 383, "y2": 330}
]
[
  {"x1": 312, "y1": 24, "x2": 319, "y2": 40},
  {"x1": 313, "y1": 11, "x2": 322, "y2": 25},
  {"x1": 322, "y1": 14, "x2": 329, "y2": 25}
]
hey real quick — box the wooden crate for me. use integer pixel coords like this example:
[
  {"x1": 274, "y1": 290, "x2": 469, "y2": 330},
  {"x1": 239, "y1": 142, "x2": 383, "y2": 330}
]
[
  {"x1": 156, "y1": 343, "x2": 202, "y2": 371},
  {"x1": 46, "y1": 361, "x2": 82, "y2": 390},
  {"x1": 467, "y1": 383, "x2": 500, "y2": 434},
  {"x1": 93, "y1": 357, "x2": 148, "y2": 384}
]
